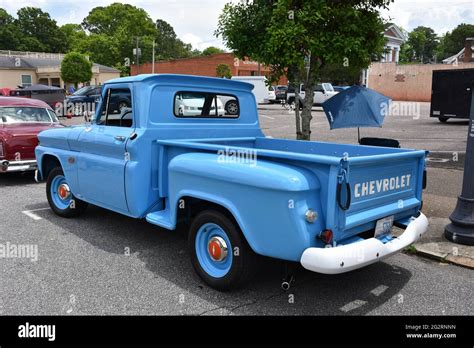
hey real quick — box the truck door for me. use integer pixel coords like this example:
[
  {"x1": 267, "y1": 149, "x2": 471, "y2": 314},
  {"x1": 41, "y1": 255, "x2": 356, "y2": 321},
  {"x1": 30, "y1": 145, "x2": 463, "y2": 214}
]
[{"x1": 76, "y1": 85, "x2": 135, "y2": 214}]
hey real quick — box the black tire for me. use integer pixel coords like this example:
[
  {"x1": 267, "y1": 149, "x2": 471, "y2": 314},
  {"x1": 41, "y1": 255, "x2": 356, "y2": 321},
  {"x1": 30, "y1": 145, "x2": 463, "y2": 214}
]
[
  {"x1": 225, "y1": 100, "x2": 239, "y2": 115},
  {"x1": 188, "y1": 210, "x2": 258, "y2": 291},
  {"x1": 439, "y1": 117, "x2": 449, "y2": 123},
  {"x1": 288, "y1": 97, "x2": 303, "y2": 110},
  {"x1": 46, "y1": 167, "x2": 88, "y2": 218}
]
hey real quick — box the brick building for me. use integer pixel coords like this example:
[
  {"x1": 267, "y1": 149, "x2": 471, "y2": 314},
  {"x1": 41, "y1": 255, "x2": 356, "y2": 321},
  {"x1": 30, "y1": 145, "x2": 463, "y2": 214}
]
[{"x1": 130, "y1": 53, "x2": 288, "y2": 84}]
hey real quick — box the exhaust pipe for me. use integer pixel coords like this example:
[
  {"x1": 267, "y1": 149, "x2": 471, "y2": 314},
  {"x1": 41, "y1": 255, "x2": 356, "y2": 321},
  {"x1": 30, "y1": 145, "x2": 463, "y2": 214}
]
[
  {"x1": 1, "y1": 160, "x2": 9, "y2": 168},
  {"x1": 281, "y1": 274, "x2": 294, "y2": 291}
]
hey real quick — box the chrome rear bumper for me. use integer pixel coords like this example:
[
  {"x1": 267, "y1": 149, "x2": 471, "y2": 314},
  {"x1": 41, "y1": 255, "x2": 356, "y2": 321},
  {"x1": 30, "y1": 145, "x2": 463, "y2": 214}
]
[{"x1": 300, "y1": 213, "x2": 429, "y2": 274}]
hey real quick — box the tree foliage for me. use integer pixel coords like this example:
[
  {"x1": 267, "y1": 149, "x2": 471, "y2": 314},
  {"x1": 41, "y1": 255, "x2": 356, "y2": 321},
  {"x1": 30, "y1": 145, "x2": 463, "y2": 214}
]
[
  {"x1": 401, "y1": 26, "x2": 438, "y2": 63},
  {"x1": 0, "y1": 4, "x2": 199, "y2": 74},
  {"x1": 60, "y1": 52, "x2": 93, "y2": 87},
  {"x1": 217, "y1": 0, "x2": 390, "y2": 140},
  {"x1": 437, "y1": 23, "x2": 474, "y2": 61},
  {"x1": 203, "y1": 46, "x2": 226, "y2": 56},
  {"x1": 216, "y1": 63, "x2": 232, "y2": 78}
]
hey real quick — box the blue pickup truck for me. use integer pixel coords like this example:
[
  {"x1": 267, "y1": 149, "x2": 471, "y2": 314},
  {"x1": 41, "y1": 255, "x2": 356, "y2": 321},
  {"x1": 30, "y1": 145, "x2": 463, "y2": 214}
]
[{"x1": 35, "y1": 74, "x2": 428, "y2": 291}]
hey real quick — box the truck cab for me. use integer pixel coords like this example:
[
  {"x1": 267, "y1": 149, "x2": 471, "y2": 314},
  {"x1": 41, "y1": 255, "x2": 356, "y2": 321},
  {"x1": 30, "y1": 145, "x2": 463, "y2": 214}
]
[{"x1": 36, "y1": 74, "x2": 428, "y2": 291}]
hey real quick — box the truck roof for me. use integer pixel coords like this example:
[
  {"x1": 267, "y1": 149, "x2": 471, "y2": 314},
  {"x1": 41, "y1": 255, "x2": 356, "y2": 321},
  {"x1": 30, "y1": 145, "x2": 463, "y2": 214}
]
[{"x1": 105, "y1": 74, "x2": 255, "y2": 92}]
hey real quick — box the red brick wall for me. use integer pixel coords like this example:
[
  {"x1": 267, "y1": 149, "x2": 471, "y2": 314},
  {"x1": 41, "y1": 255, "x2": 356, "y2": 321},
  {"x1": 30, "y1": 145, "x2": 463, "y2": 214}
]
[
  {"x1": 130, "y1": 53, "x2": 288, "y2": 84},
  {"x1": 368, "y1": 62, "x2": 474, "y2": 101}
]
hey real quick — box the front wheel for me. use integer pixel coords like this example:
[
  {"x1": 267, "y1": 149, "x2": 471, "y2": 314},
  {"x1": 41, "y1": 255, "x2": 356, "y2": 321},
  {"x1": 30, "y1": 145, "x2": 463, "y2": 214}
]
[
  {"x1": 188, "y1": 210, "x2": 258, "y2": 291},
  {"x1": 46, "y1": 167, "x2": 88, "y2": 218},
  {"x1": 438, "y1": 117, "x2": 449, "y2": 123}
]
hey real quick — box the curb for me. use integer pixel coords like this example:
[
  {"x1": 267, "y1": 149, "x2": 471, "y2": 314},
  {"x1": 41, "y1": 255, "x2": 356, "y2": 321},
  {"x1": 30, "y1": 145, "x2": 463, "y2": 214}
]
[{"x1": 405, "y1": 246, "x2": 474, "y2": 270}]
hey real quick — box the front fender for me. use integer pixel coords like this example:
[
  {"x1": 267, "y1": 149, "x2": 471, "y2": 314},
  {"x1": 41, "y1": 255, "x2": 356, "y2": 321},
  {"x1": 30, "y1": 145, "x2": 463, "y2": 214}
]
[{"x1": 167, "y1": 152, "x2": 323, "y2": 261}]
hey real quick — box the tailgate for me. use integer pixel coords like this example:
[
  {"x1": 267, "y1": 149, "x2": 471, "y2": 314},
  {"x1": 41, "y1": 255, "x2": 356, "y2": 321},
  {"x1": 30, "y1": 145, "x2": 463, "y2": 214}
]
[{"x1": 339, "y1": 151, "x2": 426, "y2": 232}]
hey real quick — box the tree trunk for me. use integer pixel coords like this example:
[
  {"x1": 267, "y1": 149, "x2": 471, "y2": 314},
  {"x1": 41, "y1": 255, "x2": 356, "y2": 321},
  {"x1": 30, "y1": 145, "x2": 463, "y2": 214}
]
[
  {"x1": 300, "y1": 85, "x2": 314, "y2": 140},
  {"x1": 294, "y1": 86, "x2": 302, "y2": 139}
]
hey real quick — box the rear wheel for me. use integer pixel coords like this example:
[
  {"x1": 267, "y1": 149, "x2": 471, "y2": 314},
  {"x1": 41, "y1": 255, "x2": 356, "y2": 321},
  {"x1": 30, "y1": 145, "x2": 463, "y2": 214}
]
[
  {"x1": 46, "y1": 167, "x2": 88, "y2": 218},
  {"x1": 188, "y1": 210, "x2": 258, "y2": 291}
]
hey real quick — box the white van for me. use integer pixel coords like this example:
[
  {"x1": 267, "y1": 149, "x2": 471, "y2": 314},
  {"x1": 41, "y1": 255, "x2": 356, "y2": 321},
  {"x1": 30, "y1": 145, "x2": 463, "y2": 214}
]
[{"x1": 231, "y1": 76, "x2": 269, "y2": 104}]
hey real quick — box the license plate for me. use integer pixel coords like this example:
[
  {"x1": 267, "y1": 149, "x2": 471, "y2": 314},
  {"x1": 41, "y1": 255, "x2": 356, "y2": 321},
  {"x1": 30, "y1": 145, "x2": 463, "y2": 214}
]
[{"x1": 375, "y1": 216, "x2": 394, "y2": 238}]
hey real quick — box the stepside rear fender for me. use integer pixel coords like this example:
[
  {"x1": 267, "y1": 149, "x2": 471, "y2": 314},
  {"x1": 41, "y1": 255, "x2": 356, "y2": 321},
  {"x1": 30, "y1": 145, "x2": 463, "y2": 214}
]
[{"x1": 167, "y1": 152, "x2": 322, "y2": 261}]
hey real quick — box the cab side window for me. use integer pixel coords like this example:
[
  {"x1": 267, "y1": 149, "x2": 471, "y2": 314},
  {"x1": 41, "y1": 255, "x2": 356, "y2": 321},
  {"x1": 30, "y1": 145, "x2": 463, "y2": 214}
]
[{"x1": 97, "y1": 88, "x2": 133, "y2": 127}]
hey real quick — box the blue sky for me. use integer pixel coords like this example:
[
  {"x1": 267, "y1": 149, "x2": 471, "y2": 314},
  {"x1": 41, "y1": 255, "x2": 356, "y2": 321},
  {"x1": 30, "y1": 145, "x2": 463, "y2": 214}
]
[{"x1": 0, "y1": 0, "x2": 472, "y2": 50}]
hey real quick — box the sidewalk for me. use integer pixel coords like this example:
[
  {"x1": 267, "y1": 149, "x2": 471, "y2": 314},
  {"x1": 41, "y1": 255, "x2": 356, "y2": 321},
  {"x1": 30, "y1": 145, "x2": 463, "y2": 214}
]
[{"x1": 398, "y1": 217, "x2": 474, "y2": 269}]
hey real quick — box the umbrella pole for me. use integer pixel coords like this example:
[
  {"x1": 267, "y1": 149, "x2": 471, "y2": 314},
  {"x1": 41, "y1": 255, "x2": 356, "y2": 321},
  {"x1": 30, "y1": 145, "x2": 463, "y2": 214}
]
[{"x1": 358, "y1": 127, "x2": 361, "y2": 144}]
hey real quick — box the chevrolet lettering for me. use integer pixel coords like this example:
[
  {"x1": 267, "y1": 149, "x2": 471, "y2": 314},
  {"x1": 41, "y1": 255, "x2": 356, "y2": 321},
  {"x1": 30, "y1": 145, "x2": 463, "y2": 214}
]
[{"x1": 354, "y1": 174, "x2": 412, "y2": 198}]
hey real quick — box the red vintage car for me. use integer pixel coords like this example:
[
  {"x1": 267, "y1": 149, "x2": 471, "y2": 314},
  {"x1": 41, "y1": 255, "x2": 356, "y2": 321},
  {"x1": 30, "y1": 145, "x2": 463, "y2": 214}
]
[{"x1": 0, "y1": 97, "x2": 62, "y2": 173}]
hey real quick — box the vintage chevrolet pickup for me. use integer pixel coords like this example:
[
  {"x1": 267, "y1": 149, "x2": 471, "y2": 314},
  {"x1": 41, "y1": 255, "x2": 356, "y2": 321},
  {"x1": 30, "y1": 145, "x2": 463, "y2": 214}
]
[{"x1": 35, "y1": 74, "x2": 429, "y2": 291}]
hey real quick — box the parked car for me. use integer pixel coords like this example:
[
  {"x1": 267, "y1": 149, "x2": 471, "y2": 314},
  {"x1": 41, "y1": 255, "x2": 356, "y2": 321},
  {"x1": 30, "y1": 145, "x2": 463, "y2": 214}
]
[
  {"x1": 273, "y1": 85, "x2": 288, "y2": 102},
  {"x1": 35, "y1": 74, "x2": 428, "y2": 291},
  {"x1": 268, "y1": 86, "x2": 277, "y2": 103},
  {"x1": 65, "y1": 85, "x2": 102, "y2": 116},
  {"x1": 9, "y1": 84, "x2": 65, "y2": 109},
  {"x1": 286, "y1": 83, "x2": 338, "y2": 107},
  {"x1": 0, "y1": 97, "x2": 61, "y2": 173},
  {"x1": 175, "y1": 92, "x2": 225, "y2": 117}
]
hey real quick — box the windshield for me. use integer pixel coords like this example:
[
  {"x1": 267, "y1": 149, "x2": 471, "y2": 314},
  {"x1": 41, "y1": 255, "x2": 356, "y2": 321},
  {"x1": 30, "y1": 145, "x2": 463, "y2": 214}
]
[
  {"x1": 322, "y1": 83, "x2": 334, "y2": 92},
  {"x1": 73, "y1": 86, "x2": 95, "y2": 96},
  {"x1": 0, "y1": 107, "x2": 57, "y2": 124}
]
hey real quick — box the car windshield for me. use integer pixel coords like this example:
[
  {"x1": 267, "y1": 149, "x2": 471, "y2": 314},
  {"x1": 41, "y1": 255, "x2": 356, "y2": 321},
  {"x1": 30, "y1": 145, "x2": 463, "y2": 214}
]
[
  {"x1": 322, "y1": 83, "x2": 334, "y2": 92},
  {"x1": 73, "y1": 86, "x2": 95, "y2": 96},
  {"x1": 0, "y1": 107, "x2": 57, "y2": 124}
]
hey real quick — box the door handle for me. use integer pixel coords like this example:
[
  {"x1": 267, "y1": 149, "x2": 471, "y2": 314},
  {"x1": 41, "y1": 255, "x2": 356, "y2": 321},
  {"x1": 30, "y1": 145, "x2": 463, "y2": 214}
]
[{"x1": 115, "y1": 135, "x2": 126, "y2": 142}]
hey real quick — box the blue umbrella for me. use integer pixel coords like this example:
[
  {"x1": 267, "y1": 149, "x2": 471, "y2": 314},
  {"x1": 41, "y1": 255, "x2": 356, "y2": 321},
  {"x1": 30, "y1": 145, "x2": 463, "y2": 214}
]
[{"x1": 322, "y1": 86, "x2": 391, "y2": 142}]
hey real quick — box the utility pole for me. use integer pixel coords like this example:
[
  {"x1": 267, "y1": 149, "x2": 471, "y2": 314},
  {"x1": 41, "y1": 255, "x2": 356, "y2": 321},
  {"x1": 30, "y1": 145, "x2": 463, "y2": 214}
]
[
  {"x1": 445, "y1": 87, "x2": 474, "y2": 245},
  {"x1": 136, "y1": 37, "x2": 140, "y2": 75}
]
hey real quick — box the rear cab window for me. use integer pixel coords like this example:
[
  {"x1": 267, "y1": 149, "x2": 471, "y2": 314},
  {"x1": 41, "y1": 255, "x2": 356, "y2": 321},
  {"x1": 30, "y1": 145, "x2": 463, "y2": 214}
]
[{"x1": 174, "y1": 91, "x2": 240, "y2": 118}]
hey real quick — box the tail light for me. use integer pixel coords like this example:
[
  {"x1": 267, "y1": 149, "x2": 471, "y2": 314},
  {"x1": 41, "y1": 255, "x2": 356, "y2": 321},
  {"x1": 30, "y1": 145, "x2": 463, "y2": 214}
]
[
  {"x1": 319, "y1": 229, "x2": 333, "y2": 245},
  {"x1": 0, "y1": 140, "x2": 5, "y2": 158}
]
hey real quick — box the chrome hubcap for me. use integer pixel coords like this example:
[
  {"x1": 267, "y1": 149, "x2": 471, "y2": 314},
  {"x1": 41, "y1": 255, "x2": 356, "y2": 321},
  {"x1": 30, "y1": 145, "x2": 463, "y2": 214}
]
[
  {"x1": 58, "y1": 183, "x2": 71, "y2": 200},
  {"x1": 207, "y1": 236, "x2": 228, "y2": 262}
]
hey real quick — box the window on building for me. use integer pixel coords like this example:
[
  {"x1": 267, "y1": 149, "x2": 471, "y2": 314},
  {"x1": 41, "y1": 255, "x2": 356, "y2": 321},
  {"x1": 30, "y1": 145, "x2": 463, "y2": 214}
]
[{"x1": 21, "y1": 75, "x2": 32, "y2": 87}]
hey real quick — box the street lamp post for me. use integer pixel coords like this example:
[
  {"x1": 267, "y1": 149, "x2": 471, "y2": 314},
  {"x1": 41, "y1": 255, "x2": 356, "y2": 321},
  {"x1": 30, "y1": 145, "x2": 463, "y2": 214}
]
[{"x1": 445, "y1": 87, "x2": 474, "y2": 245}]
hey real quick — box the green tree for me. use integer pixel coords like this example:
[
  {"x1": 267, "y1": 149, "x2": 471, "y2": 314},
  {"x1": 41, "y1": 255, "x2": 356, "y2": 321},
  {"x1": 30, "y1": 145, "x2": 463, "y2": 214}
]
[
  {"x1": 216, "y1": 63, "x2": 232, "y2": 78},
  {"x1": 15, "y1": 7, "x2": 67, "y2": 52},
  {"x1": 154, "y1": 19, "x2": 196, "y2": 59},
  {"x1": 60, "y1": 24, "x2": 87, "y2": 52},
  {"x1": 203, "y1": 46, "x2": 226, "y2": 56},
  {"x1": 437, "y1": 23, "x2": 474, "y2": 61},
  {"x1": 405, "y1": 26, "x2": 438, "y2": 63},
  {"x1": 217, "y1": 0, "x2": 389, "y2": 140},
  {"x1": 0, "y1": 9, "x2": 21, "y2": 50},
  {"x1": 60, "y1": 52, "x2": 93, "y2": 87},
  {"x1": 82, "y1": 3, "x2": 156, "y2": 66}
]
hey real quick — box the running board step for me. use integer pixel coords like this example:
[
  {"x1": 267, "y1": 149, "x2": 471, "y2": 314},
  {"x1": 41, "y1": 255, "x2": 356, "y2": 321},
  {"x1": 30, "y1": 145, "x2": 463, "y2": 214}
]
[{"x1": 146, "y1": 209, "x2": 175, "y2": 230}]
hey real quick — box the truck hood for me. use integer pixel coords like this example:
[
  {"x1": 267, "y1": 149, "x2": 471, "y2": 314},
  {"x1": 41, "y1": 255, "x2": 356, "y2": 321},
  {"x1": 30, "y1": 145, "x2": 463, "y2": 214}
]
[{"x1": 0, "y1": 122, "x2": 62, "y2": 161}]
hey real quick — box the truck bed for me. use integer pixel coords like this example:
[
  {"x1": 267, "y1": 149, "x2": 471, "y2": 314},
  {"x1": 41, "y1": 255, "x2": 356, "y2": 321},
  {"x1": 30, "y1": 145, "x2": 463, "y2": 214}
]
[{"x1": 155, "y1": 136, "x2": 426, "y2": 244}]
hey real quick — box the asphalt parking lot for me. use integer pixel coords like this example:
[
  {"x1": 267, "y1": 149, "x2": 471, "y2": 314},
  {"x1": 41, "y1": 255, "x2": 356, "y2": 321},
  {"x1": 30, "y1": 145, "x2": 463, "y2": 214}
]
[{"x1": 1, "y1": 102, "x2": 473, "y2": 315}]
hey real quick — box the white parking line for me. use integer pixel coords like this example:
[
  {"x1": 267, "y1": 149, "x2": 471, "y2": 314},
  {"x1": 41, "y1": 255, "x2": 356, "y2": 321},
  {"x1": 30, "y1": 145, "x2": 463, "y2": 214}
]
[
  {"x1": 370, "y1": 285, "x2": 389, "y2": 297},
  {"x1": 22, "y1": 208, "x2": 50, "y2": 221},
  {"x1": 339, "y1": 299, "x2": 367, "y2": 312},
  {"x1": 260, "y1": 114, "x2": 275, "y2": 120}
]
